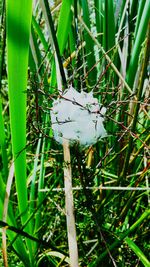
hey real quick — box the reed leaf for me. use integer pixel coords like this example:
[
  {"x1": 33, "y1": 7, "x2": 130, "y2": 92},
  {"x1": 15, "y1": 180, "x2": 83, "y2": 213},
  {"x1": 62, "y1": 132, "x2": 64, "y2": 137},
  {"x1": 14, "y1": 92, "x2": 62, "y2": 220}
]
[{"x1": 6, "y1": 0, "x2": 34, "y2": 265}]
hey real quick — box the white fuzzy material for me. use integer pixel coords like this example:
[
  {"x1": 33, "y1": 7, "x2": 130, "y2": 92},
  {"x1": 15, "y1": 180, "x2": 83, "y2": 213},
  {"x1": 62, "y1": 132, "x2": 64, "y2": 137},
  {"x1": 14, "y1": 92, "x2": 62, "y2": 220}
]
[{"x1": 50, "y1": 86, "x2": 107, "y2": 146}]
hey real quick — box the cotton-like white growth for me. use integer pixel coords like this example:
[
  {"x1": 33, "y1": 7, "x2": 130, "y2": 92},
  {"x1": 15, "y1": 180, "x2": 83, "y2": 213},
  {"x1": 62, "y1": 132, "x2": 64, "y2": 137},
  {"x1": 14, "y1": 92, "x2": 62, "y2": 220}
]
[{"x1": 50, "y1": 86, "x2": 107, "y2": 146}]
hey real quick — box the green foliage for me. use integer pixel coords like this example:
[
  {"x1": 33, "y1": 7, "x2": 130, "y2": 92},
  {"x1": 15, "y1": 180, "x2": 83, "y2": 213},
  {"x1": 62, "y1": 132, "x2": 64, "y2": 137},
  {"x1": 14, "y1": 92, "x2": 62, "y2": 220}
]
[
  {"x1": 5, "y1": 0, "x2": 34, "y2": 265},
  {"x1": 0, "y1": 0, "x2": 149, "y2": 266},
  {"x1": 125, "y1": 237, "x2": 150, "y2": 267}
]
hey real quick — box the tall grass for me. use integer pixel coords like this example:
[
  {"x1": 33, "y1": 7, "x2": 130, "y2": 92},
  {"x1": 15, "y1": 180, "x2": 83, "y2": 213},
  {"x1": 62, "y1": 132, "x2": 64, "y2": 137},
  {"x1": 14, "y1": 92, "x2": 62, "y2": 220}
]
[{"x1": 0, "y1": 0, "x2": 149, "y2": 266}]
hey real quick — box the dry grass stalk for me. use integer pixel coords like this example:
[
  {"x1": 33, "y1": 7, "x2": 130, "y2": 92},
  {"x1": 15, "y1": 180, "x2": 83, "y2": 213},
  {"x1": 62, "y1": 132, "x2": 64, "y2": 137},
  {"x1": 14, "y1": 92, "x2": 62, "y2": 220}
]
[{"x1": 63, "y1": 139, "x2": 79, "y2": 267}]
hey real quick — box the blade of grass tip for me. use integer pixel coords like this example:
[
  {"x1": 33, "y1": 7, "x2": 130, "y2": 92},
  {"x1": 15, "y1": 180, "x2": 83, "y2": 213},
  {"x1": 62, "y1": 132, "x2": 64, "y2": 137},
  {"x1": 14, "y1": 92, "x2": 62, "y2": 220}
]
[
  {"x1": 125, "y1": 237, "x2": 150, "y2": 267},
  {"x1": 6, "y1": 0, "x2": 34, "y2": 265}
]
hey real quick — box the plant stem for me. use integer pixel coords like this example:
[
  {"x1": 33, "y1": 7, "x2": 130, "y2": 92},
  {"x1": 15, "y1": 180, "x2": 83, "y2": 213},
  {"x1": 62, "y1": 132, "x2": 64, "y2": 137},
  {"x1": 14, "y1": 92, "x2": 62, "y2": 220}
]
[{"x1": 63, "y1": 140, "x2": 79, "y2": 267}]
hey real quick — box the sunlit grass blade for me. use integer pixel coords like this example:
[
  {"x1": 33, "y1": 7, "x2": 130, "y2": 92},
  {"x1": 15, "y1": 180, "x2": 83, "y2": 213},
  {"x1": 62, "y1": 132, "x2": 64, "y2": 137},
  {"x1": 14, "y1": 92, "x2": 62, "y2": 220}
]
[
  {"x1": 6, "y1": 0, "x2": 32, "y2": 223},
  {"x1": 6, "y1": 0, "x2": 33, "y2": 264}
]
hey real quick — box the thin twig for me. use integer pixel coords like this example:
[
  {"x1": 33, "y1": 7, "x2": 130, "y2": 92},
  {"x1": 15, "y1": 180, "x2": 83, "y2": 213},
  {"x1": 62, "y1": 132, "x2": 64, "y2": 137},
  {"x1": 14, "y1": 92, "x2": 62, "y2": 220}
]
[{"x1": 40, "y1": 186, "x2": 150, "y2": 192}]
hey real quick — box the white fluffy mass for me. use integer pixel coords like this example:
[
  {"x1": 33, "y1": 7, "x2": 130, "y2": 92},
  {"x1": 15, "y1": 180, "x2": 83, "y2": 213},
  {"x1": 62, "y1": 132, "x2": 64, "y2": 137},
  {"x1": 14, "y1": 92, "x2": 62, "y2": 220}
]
[{"x1": 50, "y1": 86, "x2": 107, "y2": 146}]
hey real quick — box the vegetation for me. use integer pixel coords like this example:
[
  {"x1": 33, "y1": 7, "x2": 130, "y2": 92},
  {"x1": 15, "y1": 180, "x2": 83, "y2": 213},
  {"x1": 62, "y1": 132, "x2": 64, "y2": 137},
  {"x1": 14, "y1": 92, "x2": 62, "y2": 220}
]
[{"x1": 0, "y1": 0, "x2": 150, "y2": 266}]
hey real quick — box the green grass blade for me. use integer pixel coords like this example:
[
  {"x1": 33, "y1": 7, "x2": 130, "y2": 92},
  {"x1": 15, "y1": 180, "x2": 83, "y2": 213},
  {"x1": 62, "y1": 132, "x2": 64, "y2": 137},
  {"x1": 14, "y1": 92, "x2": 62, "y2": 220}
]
[
  {"x1": 94, "y1": 0, "x2": 102, "y2": 44},
  {"x1": 56, "y1": 0, "x2": 73, "y2": 55},
  {"x1": 31, "y1": 15, "x2": 53, "y2": 66},
  {"x1": 125, "y1": 237, "x2": 150, "y2": 267},
  {"x1": 6, "y1": 0, "x2": 32, "y2": 224},
  {"x1": 134, "y1": 0, "x2": 145, "y2": 38},
  {"x1": 0, "y1": 99, "x2": 8, "y2": 181},
  {"x1": 103, "y1": 0, "x2": 115, "y2": 53},
  {"x1": 80, "y1": 0, "x2": 97, "y2": 86},
  {"x1": 41, "y1": 0, "x2": 67, "y2": 89},
  {"x1": 120, "y1": 22, "x2": 150, "y2": 179},
  {"x1": 29, "y1": 138, "x2": 41, "y2": 226},
  {"x1": 126, "y1": 0, "x2": 150, "y2": 88},
  {"x1": 30, "y1": 24, "x2": 42, "y2": 72},
  {"x1": 0, "y1": 174, "x2": 30, "y2": 266},
  {"x1": 0, "y1": 5, "x2": 8, "y2": 181},
  {"x1": 6, "y1": 0, "x2": 33, "y2": 265},
  {"x1": 32, "y1": 15, "x2": 49, "y2": 54}
]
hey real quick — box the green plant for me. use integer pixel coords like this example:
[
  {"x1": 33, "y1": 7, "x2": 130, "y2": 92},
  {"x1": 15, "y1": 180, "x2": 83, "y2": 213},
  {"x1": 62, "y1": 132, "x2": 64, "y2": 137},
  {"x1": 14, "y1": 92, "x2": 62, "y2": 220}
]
[{"x1": 0, "y1": 0, "x2": 149, "y2": 266}]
